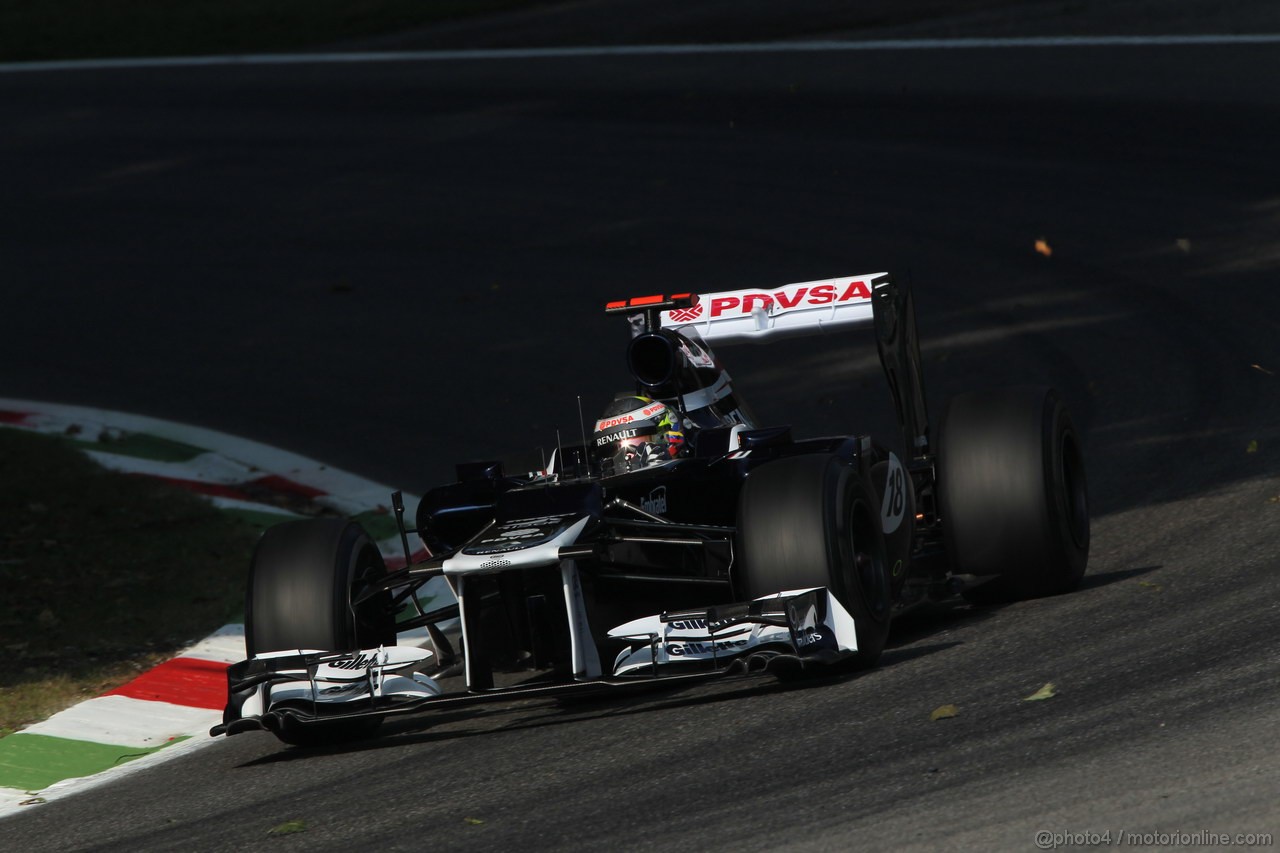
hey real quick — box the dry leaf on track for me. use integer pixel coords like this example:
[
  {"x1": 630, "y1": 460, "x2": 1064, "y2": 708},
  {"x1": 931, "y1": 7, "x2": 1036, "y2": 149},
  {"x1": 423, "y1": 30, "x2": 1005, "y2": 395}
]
[
  {"x1": 267, "y1": 820, "x2": 307, "y2": 836},
  {"x1": 1024, "y1": 683, "x2": 1057, "y2": 701}
]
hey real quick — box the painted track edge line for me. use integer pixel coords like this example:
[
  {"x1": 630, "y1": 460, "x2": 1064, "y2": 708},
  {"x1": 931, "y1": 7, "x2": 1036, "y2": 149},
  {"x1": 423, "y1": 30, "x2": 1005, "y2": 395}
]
[{"x1": 3, "y1": 33, "x2": 1280, "y2": 74}]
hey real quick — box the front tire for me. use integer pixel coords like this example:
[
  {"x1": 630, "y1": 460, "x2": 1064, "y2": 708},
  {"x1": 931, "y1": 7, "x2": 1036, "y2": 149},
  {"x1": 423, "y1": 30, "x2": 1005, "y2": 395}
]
[
  {"x1": 938, "y1": 388, "x2": 1090, "y2": 601},
  {"x1": 245, "y1": 518, "x2": 396, "y2": 745},
  {"x1": 736, "y1": 454, "x2": 891, "y2": 671}
]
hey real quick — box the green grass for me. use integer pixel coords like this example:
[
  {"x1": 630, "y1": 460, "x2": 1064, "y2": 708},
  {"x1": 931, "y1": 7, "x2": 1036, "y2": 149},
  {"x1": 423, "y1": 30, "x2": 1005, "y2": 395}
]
[
  {"x1": 1, "y1": 0, "x2": 549, "y2": 63},
  {"x1": 0, "y1": 428, "x2": 262, "y2": 735}
]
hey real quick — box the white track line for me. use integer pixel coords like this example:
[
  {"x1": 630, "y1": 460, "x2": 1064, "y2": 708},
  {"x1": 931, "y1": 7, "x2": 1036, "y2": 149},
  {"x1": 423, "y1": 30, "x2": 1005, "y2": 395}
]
[{"x1": 2, "y1": 33, "x2": 1280, "y2": 74}]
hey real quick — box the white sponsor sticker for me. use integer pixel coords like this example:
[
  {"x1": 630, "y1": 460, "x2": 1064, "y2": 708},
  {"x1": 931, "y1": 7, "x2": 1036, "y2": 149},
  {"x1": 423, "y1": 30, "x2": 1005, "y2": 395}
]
[{"x1": 881, "y1": 452, "x2": 907, "y2": 535}]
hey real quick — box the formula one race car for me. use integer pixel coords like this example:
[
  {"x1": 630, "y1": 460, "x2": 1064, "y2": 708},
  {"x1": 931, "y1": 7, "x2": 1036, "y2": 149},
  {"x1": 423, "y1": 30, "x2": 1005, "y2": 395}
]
[{"x1": 214, "y1": 273, "x2": 1090, "y2": 745}]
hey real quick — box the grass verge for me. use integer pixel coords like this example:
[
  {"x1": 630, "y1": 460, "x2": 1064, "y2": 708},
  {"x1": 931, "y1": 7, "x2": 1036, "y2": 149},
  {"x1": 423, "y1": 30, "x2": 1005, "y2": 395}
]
[
  {"x1": 0, "y1": 428, "x2": 261, "y2": 737},
  {"x1": 1, "y1": 0, "x2": 548, "y2": 63}
]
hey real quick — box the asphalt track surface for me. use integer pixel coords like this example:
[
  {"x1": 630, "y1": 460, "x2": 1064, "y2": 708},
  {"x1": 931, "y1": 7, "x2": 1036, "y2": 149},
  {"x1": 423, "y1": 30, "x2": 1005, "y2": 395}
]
[{"x1": 3, "y1": 35, "x2": 1280, "y2": 853}]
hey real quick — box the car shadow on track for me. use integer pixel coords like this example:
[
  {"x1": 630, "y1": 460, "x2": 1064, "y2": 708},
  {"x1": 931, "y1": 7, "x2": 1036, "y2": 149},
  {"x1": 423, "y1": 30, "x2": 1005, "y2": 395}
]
[
  {"x1": 885, "y1": 600, "x2": 994, "y2": 647},
  {"x1": 1076, "y1": 565, "x2": 1163, "y2": 591}
]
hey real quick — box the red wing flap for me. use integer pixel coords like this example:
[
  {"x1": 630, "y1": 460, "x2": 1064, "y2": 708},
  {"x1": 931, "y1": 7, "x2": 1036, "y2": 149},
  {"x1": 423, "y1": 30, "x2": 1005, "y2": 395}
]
[{"x1": 604, "y1": 293, "x2": 698, "y2": 314}]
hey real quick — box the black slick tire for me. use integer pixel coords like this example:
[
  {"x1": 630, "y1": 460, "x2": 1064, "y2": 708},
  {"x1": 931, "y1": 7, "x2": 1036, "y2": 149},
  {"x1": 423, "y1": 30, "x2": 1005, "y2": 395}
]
[
  {"x1": 246, "y1": 518, "x2": 396, "y2": 745},
  {"x1": 938, "y1": 388, "x2": 1090, "y2": 602},
  {"x1": 736, "y1": 454, "x2": 891, "y2": 671}
]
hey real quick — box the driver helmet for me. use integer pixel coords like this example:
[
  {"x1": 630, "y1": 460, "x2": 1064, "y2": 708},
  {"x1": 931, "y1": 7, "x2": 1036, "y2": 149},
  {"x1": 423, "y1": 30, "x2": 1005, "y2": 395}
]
[{"x1": 592, "y1": 395, "x2": 686, "y2": 474}]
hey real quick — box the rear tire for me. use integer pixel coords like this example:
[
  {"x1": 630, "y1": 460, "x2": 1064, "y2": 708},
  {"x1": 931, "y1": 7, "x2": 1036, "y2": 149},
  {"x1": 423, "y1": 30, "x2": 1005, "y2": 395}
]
[
  {"x1": 736, "y1": 454, "x2": 891, "y2": 670},
  {"x1": 246, "y1": 518, "x2": 396, "y2": 745},
  {"x1": 938, "y1": 388, "x2": 1089, "y2": 601}
]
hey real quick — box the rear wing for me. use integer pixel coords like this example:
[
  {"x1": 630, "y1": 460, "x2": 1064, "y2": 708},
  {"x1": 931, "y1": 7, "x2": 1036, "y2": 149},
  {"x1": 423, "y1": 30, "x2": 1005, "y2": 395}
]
[
  {"x1": 654, "y1": 273, "x2": 888, "y2": 345},
  {"x1": 605, "y1": 272, "x2": 930, "y2": 458}
]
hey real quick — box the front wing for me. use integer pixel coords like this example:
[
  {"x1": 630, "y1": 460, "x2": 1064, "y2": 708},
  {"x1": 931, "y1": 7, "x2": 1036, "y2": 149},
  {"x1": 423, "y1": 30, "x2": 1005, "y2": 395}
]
[{"x1": 212, "y1": 587, "x2": 859, "y2": 738}]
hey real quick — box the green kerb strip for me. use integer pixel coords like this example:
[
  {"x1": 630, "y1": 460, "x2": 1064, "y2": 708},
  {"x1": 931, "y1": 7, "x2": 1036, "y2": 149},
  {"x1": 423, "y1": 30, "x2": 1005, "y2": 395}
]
[
  {"x1": 0, "y1": 733, "x2": 185, "y2": 791},
  {"x1": 71, "y1": 432, "x2": 209, "y2": 463}
]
